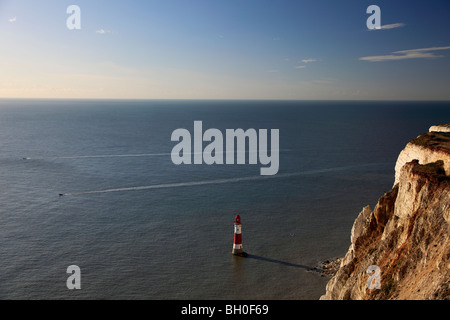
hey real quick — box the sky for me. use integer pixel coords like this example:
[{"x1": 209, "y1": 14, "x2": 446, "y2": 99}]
[{"x1": 0, "y1": 0, "x2": 449, "y2": 100}]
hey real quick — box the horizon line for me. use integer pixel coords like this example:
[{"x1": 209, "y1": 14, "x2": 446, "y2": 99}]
[{"x1": 0, "y1": 97, "x2": 449, "y2": 102}]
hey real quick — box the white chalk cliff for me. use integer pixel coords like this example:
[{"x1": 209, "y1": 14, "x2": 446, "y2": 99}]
[
  {"x1": 394, "y1": 126, "x2": 450, "y2": 185},
  {"x1": 321, "y1": 124, "x2": 450, "y2": 300}
]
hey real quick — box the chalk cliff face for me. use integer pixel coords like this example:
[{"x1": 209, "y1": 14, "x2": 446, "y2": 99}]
[
  {"x1": 394, "y1": 129, "x2": 450, "y2": 185},
  {"x1": 321, "y1": 125, "x2": 450, "y2": 300}
]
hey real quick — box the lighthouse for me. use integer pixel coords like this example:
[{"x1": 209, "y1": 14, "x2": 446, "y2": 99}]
[{"x1": 232, "y1": 214, "x2": 248, "y2": 257}]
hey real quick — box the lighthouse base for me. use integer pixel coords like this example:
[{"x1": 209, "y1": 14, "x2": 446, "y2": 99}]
[{"x1": 232, "y1": 249, "x2": 248, "y2": 257}]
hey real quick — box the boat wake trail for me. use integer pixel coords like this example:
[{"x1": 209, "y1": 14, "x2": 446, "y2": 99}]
[
  {"x1": 60, "y1": 163, "x2": 383, "y2": 197},
  {"x1": 25, "y1": 153, "x2": 172, "y2": 160},
  {"x1": 25, "y1": 149, "x2": 291, "y2": 161}
]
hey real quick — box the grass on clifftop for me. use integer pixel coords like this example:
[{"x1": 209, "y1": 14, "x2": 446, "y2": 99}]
[
  {"x1": 411, "y1": 160, "x2": 449, "y2": 182},
  {"x1": 411, "y1": 132, "x2": 450, "y2": 154}
]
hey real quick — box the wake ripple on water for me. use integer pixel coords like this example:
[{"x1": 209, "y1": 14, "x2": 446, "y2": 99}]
[{"x1": 60, "y1": 163, "x2": 382, "y2": 196}]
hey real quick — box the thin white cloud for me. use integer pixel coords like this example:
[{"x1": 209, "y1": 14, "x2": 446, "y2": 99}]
[
  {"x1": 395, "y1": 46, "x2": 450, "y2": 54},
  {"x1": 360, "y1": 52, "x2": 436, "y2": 62},
  {"x1": 301, "y1": 58, "x2": 318, "y2": 64},
  {"x1": 8, "y1": 17, "x2": 17, "y2": 23},
  {"x1": 373, "y1": 23, "x2": 405, "y2": 30},
  {"x1": 96, "y1": 29, "x2": 110, "y2": 34},
  {"x1": 359, "y1": 45, "x2": 450, "y2": 62},
  {"x1": 295, "y1": 66, "x2": 306, "y2": 69}
]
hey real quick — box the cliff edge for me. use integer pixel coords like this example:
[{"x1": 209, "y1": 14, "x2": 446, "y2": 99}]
[
  {"x1": 394, "y1": 125, "x2": 450, "y2": 185},
  {"x1": 321, "y1": 125, "x2": 450, "y2": 300}
]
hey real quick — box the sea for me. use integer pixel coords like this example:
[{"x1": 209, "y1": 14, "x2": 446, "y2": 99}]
[{"x1": 0, "y1": 99, "x2": 448, "y2": 300}]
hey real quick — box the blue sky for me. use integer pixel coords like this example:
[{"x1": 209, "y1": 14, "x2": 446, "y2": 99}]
[{"x1": 0, "y1": 0, "x2": 449, "y2": 100}]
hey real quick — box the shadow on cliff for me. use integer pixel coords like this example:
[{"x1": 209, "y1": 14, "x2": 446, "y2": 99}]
[{"x1": 246, "y1": 254, "x2": 321, "y2": 272}]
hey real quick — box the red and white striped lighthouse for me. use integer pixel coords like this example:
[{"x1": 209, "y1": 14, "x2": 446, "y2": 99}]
[{"x1": 232, "y1": 214, "x2": 247, "y2": 257}]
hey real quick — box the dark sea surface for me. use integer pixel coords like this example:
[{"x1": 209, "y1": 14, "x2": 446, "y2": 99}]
[{"x1": 0, "y1": 99, "x2": 448, "y2": 299}]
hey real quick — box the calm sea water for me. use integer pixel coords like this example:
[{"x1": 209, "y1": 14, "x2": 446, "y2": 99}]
[{"x1": 0, "y1": 99, "x2": 448, "y2": 300}]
